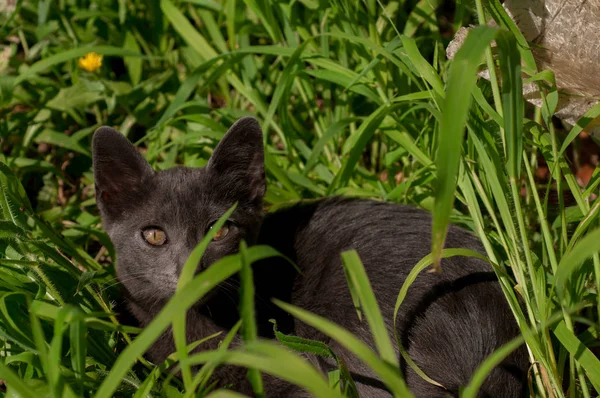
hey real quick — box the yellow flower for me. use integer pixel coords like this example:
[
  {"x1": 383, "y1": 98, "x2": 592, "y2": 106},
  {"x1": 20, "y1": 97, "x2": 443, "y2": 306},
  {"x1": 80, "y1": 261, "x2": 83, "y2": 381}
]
[{"x1": 78, "y1": 52, "x2": 103, "y2": 72}]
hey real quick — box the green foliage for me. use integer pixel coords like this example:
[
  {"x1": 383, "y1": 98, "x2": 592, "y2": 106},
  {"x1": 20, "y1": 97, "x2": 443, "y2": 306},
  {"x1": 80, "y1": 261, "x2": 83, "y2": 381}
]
[{"x1": 1, "y1": 0, "x2": 600, "y2": 397}]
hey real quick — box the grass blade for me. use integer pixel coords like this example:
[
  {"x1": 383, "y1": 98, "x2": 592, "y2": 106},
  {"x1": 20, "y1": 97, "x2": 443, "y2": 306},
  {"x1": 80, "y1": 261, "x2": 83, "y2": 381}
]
[
  {"x1": 432, "y1": 26, "x2": 498, "y2": 270},
  {"x1": 239, "y1": 241, "x2": 263, "y2": 396},
  {"x1": 341, "y1": 250, "x2": 397, "y2": 366},
  {"x1": 275, "y1": 300, "x2": 413, "y2": 397},
  {"x1": 94, "y1": 246, "x2": 283, "y2": 398},
  {"x1": 173, "y1": 204, "x2": 237, "y2": 388},
  {"x1": 0, "y1": 359, "x2": 38, "y2": 397},
  {"x1": 555, "y1": 228, "x2": 600, "y2": 302},
  {"x1": 496, "y1": 30, "x2": 523, "y2": 181},
  {"x1": 553, "y1": 321, "x2": 600, "y2": 393},
  {"x1": 185, "y1": 341, "x2": 344, "y2": 398},
  {"x1": 15, "y1": 46, "x2": 147, "y2": 85}
]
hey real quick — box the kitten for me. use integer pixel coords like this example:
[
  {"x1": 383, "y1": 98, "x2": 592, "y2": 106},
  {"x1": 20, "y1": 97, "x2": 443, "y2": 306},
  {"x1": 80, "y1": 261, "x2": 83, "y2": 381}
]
[{"x1": 93, "y1": 117, "x2": 528, "y2": 397}]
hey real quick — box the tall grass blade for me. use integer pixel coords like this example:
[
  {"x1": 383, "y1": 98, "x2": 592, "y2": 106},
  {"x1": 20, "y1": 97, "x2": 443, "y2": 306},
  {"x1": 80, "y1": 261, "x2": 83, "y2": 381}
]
[
  {"x1": 185, "y1": 341, "x2": 344, "y2": 398},
  {"x1": 553, "y1": 321, "x2": 600, "y2": 393},
  {"x1": 173, "y1": 205, "x2": 237, "y2": 388},
  {"x1": 95, "y1": 246, "x2": 283, "y2": 398},
  {"x1": 239, "y1": 241, "x2": 264, "y2": 396},
  {"x1": 341, "y1": 250, "x2": 397, "y2": 366},
  {"x1": 462, "y1": 335, "x2": 526, "y2": 398},
  {"x1": 496, "y1": 30, "x2": 523, "y2": 180},
  {"x1": 555, "y1": 228, "x2": 600, "y2": 302},
  {"x1": 275, "y1": 300, "x2": 413, "y2": 397},
  {"x1": 431, "y1": 26, "x2": 497, "y2": 270},
  {"x1": 393, "y1": 248, "x2": 488, "y2": 388},
  {"x1": 0, "y1": 359, "x2": 38, "y2": 397}
]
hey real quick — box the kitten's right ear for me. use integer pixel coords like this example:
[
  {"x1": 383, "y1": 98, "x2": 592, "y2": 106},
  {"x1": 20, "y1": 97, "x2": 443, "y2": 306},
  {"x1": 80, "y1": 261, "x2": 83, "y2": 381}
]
[
  {"x1": 207, "y1": 117, "x2": 265, "y2": 203},
  {"x1": 92, "y1": 127, "x2": 153, "y2": 211}
]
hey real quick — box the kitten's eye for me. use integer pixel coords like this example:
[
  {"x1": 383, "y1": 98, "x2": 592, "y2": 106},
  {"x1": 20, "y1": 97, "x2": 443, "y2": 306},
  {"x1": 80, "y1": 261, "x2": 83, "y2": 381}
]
[
  {"x1": 211, "y1": 222, "x2": 230, "y2": 241},
  {"x1": 142, "y1": 228, "x2": 167, "y2": 246}
]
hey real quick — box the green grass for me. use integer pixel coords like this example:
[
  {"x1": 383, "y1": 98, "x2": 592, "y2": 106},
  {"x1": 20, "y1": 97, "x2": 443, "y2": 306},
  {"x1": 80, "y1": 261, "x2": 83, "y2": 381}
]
[{"x1": 1, "y1": 0, "x2": 600, "y2": 396}]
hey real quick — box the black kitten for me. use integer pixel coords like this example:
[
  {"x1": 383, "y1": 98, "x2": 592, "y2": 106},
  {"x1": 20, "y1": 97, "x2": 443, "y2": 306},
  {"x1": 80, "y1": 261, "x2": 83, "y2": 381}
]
[{"x1": 93, "y1": 117, "x2": 528, "y2": 397}]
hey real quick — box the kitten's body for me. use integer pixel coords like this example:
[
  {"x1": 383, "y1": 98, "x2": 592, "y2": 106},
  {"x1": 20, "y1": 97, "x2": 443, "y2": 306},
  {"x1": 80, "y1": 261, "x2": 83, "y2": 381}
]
[{"x1": 93, "y1": 118, "x2": 528, "y2": 397}]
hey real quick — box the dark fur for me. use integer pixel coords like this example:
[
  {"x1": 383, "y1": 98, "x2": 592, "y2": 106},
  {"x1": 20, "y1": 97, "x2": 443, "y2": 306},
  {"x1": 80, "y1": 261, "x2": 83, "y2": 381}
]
[{"x1": 93, "y1": 117, "x2": 528, "y2": 397}]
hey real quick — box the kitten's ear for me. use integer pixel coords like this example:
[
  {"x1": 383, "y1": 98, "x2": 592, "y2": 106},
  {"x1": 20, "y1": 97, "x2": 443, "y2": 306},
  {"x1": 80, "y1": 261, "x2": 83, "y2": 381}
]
[
  {"x1": 92, "y1": 127, "x2": 153, "y2": 210},
  {"x1": 207, "y1": 117, "x2": 265, "y2": 202}
]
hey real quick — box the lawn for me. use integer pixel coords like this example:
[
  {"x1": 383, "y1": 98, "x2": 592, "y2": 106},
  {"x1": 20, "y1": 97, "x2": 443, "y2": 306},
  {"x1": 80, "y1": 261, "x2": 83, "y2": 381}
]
[{"x1": 1, "y1": 0, "x2": 600, "y2": 397}]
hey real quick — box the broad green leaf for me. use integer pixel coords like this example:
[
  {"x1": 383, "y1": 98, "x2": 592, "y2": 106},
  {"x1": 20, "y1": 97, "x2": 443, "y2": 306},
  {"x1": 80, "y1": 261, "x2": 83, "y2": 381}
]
[
  {"x1": 123, "y1": 32, "x2": 142, "y2": 86},
  {"x1": 15, "y1": 46, "x2": 148, "y2": 85},
  {"x1": 34, "y1": 129, "x2": 91, "y2": 156}
]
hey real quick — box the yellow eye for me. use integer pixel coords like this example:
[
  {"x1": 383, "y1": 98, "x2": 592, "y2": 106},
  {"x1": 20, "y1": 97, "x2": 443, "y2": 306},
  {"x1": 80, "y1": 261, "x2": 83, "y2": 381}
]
[
  {"x1": 142, "y1": 228, "x2": 167, "y2": 246},
  {"x1": 211, "y1": 223, "x2": 230, "y2": 241}
]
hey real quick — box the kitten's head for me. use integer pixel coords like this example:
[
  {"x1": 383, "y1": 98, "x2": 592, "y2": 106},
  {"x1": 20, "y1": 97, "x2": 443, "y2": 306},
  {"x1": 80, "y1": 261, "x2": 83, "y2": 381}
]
[{"x1": 92, "y1": 117, "x2": 265, "y2": 304}]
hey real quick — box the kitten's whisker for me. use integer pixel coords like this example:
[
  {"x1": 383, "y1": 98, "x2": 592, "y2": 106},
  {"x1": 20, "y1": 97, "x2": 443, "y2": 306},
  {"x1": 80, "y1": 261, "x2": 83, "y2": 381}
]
[{"x1": 99, "y1": 274, "x2": 151, "y2": 293}]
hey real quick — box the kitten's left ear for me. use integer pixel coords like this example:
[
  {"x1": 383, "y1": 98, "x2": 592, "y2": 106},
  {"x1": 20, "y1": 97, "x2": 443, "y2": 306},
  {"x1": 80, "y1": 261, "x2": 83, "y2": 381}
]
[
  {"x1": 207, "y1": 117, "x2": 265, "y2": 203},
  {"x1": 92, "y1": 126, "x2": 153, "y2": 214}
]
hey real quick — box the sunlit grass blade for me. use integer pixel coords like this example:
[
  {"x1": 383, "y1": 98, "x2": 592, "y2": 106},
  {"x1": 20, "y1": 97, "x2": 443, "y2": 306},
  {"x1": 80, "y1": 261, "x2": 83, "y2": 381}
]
[
  {"x1": 185, "y1": 322, "x2": 240, "y2": 397},
  {"x1": 239, "y1": 241, "x2": 264, "y2": 396},
  {"x1": 153, "y1": 56, "x2": 224, "y2": 130},
  {"x1": 0, "y1": 359, "x2": 38, "y2": 397},
  {"x1": 555, "y1": 228, "x2": 600, "y2": 302},
  {"x1": 184, "y1": 341, "x2": 345, "y2": 398},
  {"x1": 271, "y1": 323, "x2": 360, "y2": 396},
  {"x1": 275, "y1": 300, "x2": 413, "y2": 397},
  {"x1": 399, "y1": 35, "x2": 443, "y2": 97},
  {"x1": 173, "y1": 204, "x2": 237, "y2": 388},
  {"x1": 94, "y1": 246, "x2": 283, "y2": 398},
  {"x1": 496, "y1": 30, "x2": 523, "y2": 180},
  {"x1": 432, "y1": 26, "x2": 497, "y2": 270},
  {"x1": 558, "y1": 103, "x2": 600, "y2": 157},
  {"x1": 553, "y1": 321, "x2": 600, "y2": 393},
  {"x1": 331, "y1": 103, "x2": 402, "y2": 192},
  {"x1": 392, "y1": 247, "x2": 488, "y2": 388},
  {"x1": 161, "y1": 0, "x2": 217, "y2": 60},
  {"x1": 484, "y1": 0, "x2": 537, "y2": 72},
  {"x1": 205, "y1": 390, "x2": 248, "y2": 398},
  {"x1": 341, "y1": 250, "x2": 397, "y2": 366},
  {"x1": 461, "y1": 335, "x2": 526, "y2": 398},
  {"x1": 496, "y1": 27, "x2": 541, "y2": 324}
]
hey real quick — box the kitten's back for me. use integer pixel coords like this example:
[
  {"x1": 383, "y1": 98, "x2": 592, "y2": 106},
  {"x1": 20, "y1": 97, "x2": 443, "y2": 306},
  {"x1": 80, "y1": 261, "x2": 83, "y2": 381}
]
[{"x1": 260, "y1": 198, "x2": 527, "y2": 397}]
